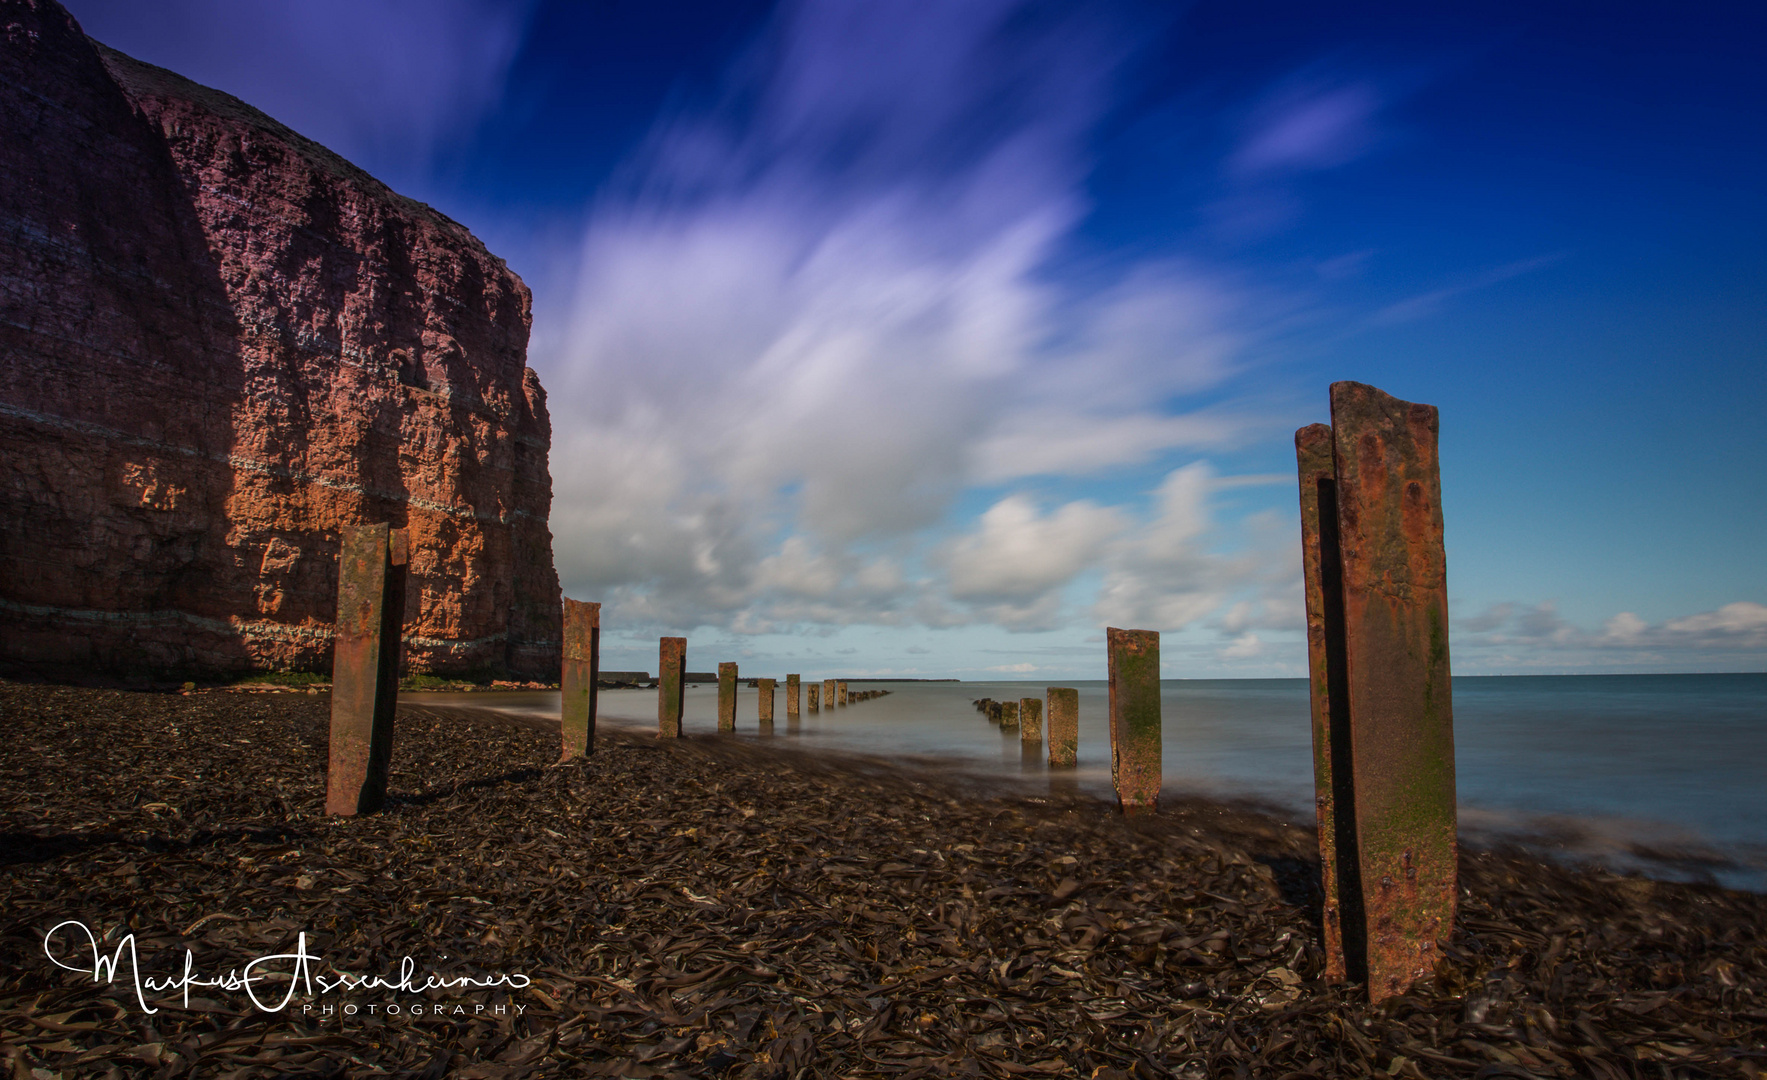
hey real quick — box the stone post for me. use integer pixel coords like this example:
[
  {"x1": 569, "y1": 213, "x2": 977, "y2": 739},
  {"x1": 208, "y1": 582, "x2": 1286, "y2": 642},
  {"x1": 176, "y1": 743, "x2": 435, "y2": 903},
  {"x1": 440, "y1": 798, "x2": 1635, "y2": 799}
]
[
  {"x1": 658, "y1": 637, "x2": 686, "y2": 738},
  {"x1": 758, "y1": 678, "x2": 776, "y2": 725},
  {"x1": 1298, "y1": 381, "x2": 1458, "y2": 1002},
  {"x1": 999, "y1": 699, "x2": 1019, "y2": 731},
  {"x1": 560, "y1": 599, "x2": 600, "y2": 760},
  {"x1": 786, "y1": 674, "x2": 800, "y2": 717},
  {"x1": 1019, "y1": 697, "x2": 1042, "y2": 742},
  {"x1": 1046, "y1": 687, "x2": 1078, "y2": 767},
  {"x1": 822, "y1": 679, "x2": 836, "y2": 711},
  {"x1": 326, "y1": 523, "x2": 407, "y2": 816},
  {"x1": 1107, "y1": 627, "x2": 1160, "y2": 815},
  {"x1": 837, "y1": 680, "x2": 848, "y2": 706},
  {"x1": 718, "y1": 662, "x2": 738, "y2": 732},
  {"x1": 808, "y1": 682, "x2": 819, "y2": 711}
]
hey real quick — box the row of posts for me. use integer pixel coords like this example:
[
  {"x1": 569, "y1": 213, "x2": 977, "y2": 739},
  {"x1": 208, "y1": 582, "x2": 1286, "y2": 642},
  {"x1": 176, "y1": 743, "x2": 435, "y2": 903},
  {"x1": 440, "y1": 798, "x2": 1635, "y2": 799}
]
[{"x1": 319, "y1": 382, "x2": 1453, "y2": 1002}]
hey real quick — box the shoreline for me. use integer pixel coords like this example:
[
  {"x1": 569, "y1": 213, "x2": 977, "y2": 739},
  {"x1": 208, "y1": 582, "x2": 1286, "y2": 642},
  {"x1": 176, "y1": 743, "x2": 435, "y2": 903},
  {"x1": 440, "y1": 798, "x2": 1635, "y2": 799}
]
[{"x1": 2, "y1": 679, "x2": 1763, "y2": 1076}]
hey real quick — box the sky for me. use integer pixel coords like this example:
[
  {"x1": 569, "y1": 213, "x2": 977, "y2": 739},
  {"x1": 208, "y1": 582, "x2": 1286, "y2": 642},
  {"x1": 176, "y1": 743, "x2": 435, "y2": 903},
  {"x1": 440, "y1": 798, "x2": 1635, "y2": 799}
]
[{"x1": 67, "y1": 0, "x2": 1766, "y2": 679}]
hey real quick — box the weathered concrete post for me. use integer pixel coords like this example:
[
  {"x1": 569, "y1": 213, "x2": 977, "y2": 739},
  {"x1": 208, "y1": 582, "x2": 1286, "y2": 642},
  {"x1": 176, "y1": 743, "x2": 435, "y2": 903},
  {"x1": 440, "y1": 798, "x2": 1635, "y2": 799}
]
[
  {"x1": 1046, "y1": 687, "x2": 1078, "y2": 767},
  {"x1": 326, "y1": 523, "x2": 408, "y2": 816},
  {"x1": 560, "y1": 599, "x2": 601, "y2": 760},
  {"x1": 1297, "y1": 381, "x2": 1457, "y2": 1002},
  {"x1": 837, "y1": 680, "x2": 849, "y2": 706},
  {"x1": 999, "y1": 699, "x2": 1019, "y2": 731},
  {"x1": 822, "y1": 679, "x2": 836, "y2": 711},
  {"x1": 1019, "y1": 697, "x2": 1042, "y2": 742},
  {"x1": 658, "y1": 637, "x2": 686, "y2": 738},
  {"x1": 758, "y1": 678, "x2": 776, "y2": 727},
  {"x1": 807, "y1": 682, "x2": 819, "y2": 711},
  {"x1": 1106, "y1": 628, "x2": 1160, "y2": 815},
  {"x1": 718, "y1": 662, "x2": 738, "y2": 732},
  {"x1": 786, "y1": 674, "x2": 800, "y2": 717}
]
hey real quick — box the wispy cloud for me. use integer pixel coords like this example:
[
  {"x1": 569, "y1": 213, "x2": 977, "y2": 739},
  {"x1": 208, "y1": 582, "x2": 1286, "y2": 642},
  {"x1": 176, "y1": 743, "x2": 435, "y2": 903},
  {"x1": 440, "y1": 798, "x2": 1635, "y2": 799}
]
[
  {"x1": 1371, "y1": 252, "x2": 1569, "y2": 324},
  {"x1": 1456, "y1": 600, "x2": 1767, "y2": 671},
  {"x1": 67, "y1": 0, "x2": 536, "y2": 173},
  {"x1": 540, "y1": 0, "x2": 1259, "y2": 634}
]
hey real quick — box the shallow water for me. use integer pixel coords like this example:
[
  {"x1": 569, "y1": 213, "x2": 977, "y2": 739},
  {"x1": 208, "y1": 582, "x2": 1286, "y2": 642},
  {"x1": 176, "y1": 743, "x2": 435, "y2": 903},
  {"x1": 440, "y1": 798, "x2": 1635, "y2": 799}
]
[{"x1": 405, "y1": 672, "x2": 1767, "y2": 889}]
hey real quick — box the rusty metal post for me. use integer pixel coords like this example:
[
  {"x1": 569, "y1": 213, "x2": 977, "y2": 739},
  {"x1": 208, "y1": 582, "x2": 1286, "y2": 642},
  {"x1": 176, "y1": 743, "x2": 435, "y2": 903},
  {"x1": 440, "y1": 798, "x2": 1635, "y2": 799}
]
[
  {"x1": 822, "y1": 679, "x2": 835, "y2": 711},
  {"x1": 758, "y1": 677, "x2": 776, "y2": 727},
  {"x1": 786, "y1": 674, "x2": 800, "y2": 717},
  {"x1": 560, "y1": 599, "x2": 601, "y2": 760},
  {"x1": 1019, "y1": 697, "x2": 1042, "y2": 742},
  {"x1": 1326, "y1": 381, "x2": 1457, "y2": 1002},
  {"x1": 718, "y1": 662, "x2": 738, "y2": 732},
  {"x1": 1107, "y1": 628, "x2": 1160, "y2": 815},
  {"x1": 837, "y1": 680, "x2": 848, "y2": 706},
  {"x1": 1297, "y1": 423, "x2": 1356, "y2": 984},
  {"x1": 658, "y1": 637, "x2": 686, "y2": 738},
  {"x1": 999, "y1": 699, "x2": 1019, "y2": 731},
  {"x1": 807, "y1": 682, "x2": 819, "y2": 711},
  {"x1": 326, "y1": 523, "x2": 407, "y2": 816},
  {"x1": 1046, "y1": 688, "x2": 1078, "y2": 767}
]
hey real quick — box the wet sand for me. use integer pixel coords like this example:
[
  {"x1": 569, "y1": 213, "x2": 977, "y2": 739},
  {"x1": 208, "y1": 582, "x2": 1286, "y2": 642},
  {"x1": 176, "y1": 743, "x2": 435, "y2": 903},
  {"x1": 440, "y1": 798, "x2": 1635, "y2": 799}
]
[{"x1": 1, "y1": 679, "x2": 1763, "y2": 1077}]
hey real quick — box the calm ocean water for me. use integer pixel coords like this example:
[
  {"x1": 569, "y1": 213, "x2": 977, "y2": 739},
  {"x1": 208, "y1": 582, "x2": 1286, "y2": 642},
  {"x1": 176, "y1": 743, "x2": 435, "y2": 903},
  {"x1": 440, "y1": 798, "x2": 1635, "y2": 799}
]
[{"x1": 406, "y1": 673, "x2": 1767, "y2": 890}]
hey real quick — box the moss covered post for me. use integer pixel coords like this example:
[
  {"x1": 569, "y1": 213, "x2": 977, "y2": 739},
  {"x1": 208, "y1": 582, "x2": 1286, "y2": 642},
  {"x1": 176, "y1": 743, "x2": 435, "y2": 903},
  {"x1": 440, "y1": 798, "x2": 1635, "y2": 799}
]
[
  {"x1": 786, "y1": 674, "x2": 800, "y2": 717},
  {"x1": 1019, "y1": 696, "x2": 1042, "y2": 743},
  {"x1": 718, "y1": 662, "x2": 738, "y2": 732},
  {"x1": 559, "y1": 600, "x2": 600, "y2": 760},
  {"x1": 1046, "y1": 687, "x2": 1078, "y2": 767},
  {"x1": 1106, "y1": 627, "x2": 1160, "y2": 815},
  {"x1": 1297, "y1": 381, "x2": 1457, "y2": 1002},
  {"x1": 658, "y1": 637, "x2": 686, "y2": 738}
]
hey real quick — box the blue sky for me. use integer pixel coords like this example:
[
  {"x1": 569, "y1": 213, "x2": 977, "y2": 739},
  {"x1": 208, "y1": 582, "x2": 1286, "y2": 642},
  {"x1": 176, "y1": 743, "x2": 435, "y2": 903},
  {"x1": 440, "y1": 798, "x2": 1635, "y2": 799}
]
[{"x1": 69, "y1": 0, "x2": 1766, "y2": 678}]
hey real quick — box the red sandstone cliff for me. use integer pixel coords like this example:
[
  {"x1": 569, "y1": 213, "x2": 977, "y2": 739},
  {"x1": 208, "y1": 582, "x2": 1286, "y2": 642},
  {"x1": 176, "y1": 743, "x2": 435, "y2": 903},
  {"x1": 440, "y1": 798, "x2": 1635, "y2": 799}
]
[{"x1": 0, "y1": 0, "x2": 561, "y2": 678}]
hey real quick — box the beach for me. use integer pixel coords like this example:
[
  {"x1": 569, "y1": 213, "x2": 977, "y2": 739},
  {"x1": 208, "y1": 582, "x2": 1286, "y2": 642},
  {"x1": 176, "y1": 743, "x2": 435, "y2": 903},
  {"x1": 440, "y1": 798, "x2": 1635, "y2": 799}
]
[{"x1": 2, "y1": 678, "x2": 1763, "y2": 1077}]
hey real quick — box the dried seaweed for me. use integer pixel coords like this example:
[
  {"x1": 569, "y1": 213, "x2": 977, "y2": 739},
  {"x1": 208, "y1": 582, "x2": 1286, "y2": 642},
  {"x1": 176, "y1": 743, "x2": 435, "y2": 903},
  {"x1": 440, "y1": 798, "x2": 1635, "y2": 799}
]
[{"x1": 1, "y1": 679, "x2": 1762, "y2": 1077}]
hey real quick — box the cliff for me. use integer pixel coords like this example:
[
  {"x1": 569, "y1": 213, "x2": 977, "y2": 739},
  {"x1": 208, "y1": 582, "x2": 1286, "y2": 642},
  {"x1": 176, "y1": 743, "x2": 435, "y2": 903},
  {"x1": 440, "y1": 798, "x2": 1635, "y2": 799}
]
[{"x1": 0, "y1": 0, "x2": 562, "y2": 678}]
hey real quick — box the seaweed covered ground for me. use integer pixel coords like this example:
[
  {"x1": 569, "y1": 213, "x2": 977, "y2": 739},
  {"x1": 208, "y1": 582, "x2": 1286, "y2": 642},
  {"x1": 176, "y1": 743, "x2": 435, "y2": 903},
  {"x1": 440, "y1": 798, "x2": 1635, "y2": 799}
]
[{"x1": 1, "y1": 679, "x2": 1764, "y2": 1078}]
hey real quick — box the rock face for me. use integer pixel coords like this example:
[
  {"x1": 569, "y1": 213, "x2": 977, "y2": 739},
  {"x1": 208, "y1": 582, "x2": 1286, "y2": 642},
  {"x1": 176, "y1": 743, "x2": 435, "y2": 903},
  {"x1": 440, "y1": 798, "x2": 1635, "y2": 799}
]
[{"x1": 0, "y1": 0, "x2": 561, "y2": 678}]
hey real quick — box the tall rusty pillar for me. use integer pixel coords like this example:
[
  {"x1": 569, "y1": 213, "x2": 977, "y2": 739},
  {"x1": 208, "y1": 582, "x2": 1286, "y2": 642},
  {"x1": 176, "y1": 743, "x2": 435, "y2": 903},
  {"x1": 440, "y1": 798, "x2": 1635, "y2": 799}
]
[
  {"x1": 1107, "y1": 628, "x2": 1160, "y2": 815},
  {"x1": 1046, "y1": 688, "x2": 1078, "y2": 767},
  {"x1": 1019, "y1": 697, "x2": 1042, "y2": 742},
  {"x1": 822, "y1": 679, "x2": 836, "y2": 711},
  {"x1": 786, "y1": 674, "x2": 800, "y2": 717},
  {"x1": 718, "y1": 662, "x2": 739, "y2": 732},
  {"x1": 326, "y1": 523, "x2": 408, "y2": 816},
  {"x1": 658, "y1": 637, "x2": 686, "y2": 738},
  {"x1": 807, "y1": 682, "x2": 819, "y2": 711},
  {"x1": 1297, "y1": 423, "x2": 1357, "y2": 984},
  {"x1": 560, "y1": 600, "x2": 601, "y2": 760},
  {"x1": 1298, "y1": 381, "x2": 1457, "y2": 1002},
  {"x1": 758, "y1": 678, "x2": 776, "y2": 730}
]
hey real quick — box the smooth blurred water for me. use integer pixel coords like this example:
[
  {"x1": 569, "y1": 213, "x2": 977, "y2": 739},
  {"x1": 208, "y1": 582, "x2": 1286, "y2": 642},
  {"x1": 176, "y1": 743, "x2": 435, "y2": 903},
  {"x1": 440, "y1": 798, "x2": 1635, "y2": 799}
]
[{"x1": 405, "y1": 673, "x2": 1767, "y2": 888}]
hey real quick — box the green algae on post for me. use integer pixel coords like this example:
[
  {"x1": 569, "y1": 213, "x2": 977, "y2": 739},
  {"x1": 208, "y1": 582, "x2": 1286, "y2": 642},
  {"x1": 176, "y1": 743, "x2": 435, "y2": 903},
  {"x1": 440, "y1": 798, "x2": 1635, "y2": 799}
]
[
  {"x1": 1107, "y1": 627, "x2": 1160, "y2": 815},
  {"x1": 559, "y1": 599, "x2": 600, "y2": 760},
  {"x1": 1019, "y1": 697, "x2": 1042, "y2": 742},
  {"x1": 718, "y1": 662, "x2": 738, "y2": 732},
  {"x1": 658, "y1": 637, "x2": 686, "y2": 738},
  {"x1": 1046, "y1": 688, "x2": 1078, "y2": 768},
  {"x1": 786, "y1": 674, "x2": 800, "y2": 717}
]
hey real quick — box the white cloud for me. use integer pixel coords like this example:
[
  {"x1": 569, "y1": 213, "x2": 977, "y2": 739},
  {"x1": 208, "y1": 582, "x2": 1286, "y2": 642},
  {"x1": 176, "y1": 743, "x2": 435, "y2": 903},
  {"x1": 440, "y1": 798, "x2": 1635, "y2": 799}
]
[
  {"x1": 1456, "y1": 600, "x2": 1767, "y2": 671},
  {"x1": 538, "y1": 0, "x2": 1253, "y2": 635}
]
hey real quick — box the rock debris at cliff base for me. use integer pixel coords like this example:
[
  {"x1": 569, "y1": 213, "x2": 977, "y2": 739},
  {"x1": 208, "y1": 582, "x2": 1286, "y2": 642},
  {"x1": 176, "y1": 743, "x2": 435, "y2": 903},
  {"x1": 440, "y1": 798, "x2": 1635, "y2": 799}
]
[{"x1": 1, "y1": 681, "x2": 1763, "y2": 1078}]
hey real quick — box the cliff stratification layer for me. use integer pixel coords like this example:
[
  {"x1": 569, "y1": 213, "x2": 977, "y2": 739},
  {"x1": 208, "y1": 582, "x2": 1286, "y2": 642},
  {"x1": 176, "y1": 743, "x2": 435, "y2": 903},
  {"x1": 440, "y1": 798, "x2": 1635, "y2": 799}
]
[{"x1": 0, "y1": 0, "x2": 561, "y2": 678}]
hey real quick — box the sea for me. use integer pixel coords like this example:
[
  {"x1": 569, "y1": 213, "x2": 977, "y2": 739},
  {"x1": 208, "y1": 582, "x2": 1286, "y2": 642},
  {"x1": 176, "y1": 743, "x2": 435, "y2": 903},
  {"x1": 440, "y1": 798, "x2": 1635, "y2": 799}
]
[{"x1": 405, "y1": 673, "x2": 1767, "y2": 891}]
